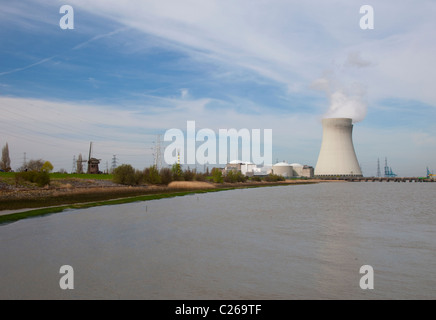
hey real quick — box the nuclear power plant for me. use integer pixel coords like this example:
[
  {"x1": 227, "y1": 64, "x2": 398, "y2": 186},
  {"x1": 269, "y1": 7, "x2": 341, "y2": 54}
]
[{"x1": 315, "y1": 118, "x2": 363, "y2": 177}]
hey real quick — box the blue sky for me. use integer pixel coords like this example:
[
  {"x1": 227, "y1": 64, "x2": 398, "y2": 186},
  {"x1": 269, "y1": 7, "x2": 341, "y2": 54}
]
[{"x1": 0, "y1": 0, "x2": 435, "y2": 176}]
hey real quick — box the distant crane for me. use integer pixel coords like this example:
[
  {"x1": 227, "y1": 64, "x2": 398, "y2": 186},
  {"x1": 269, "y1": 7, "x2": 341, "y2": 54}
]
[{"x1": 384, "y1": 158, "x2": 397, "y2": 177}]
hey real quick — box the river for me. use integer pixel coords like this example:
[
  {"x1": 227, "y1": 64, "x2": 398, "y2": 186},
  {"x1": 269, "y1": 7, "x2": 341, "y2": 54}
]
[{"x1": 1, "y1": 182, "x2": 435, "y2": 299}]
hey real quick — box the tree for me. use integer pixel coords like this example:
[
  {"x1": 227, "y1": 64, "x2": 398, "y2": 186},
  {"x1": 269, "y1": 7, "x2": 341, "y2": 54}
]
[
  {"x1": 0, "y1": 143, "x2": 11, "y2": 172},
  {"x1": 183, "y1": 167, "x2": 195, "y2": 181},
  {"x1": 211, "y1": 168, "x2": 223, "y2": 183},
  {"x1": 41, "y1": 161, "x2": 54, "y2": 173},
  {"x1": 159, "y1": 167, "x2": 173, "y2": 185},
  {"x1": 144, "y1": 166, "x2": 161, "y2": 184},
  {"x1": 223, "y1": 170, "x2": 246, "y2": 183},
  {"x1": 25, "y1": 159, "x2": 45, "y2": 172},
  {"x1": 77, "y1": 154, "x2": 84, "y2": 174},
  {"x1": 113, "y1": 164, "x2": 139, "y2": 185},
  {"x1": 172, "y1": 163, "x2": 183, "y2": 181}
]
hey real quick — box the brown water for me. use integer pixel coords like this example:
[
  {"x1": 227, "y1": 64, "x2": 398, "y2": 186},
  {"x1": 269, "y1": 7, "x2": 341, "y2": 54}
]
[{"x1": 1, "y1": 182, "x2": 435, "y2": 299}]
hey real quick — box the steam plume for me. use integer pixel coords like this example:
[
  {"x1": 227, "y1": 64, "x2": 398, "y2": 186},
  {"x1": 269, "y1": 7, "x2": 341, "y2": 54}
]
[{"x1": 312, "y1": 52, "x2": 369, "y2": 123}]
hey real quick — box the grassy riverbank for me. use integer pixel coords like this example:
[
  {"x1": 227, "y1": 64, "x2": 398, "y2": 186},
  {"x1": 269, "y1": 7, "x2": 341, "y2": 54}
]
[{"x1": 0, "y1": 181, "x2": 315, "y2": 224}]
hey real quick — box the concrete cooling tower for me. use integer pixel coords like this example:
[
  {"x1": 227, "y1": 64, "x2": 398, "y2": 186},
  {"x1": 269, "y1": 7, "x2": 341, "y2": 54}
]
[{"x1": 315, "y1": 118, "x2": 362, "y2": 177}]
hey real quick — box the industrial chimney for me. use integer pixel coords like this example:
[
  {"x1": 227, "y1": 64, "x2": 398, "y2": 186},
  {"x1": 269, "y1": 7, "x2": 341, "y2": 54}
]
[{"x1": 315, "y1": 118, "x2": 362, "y2": 177}]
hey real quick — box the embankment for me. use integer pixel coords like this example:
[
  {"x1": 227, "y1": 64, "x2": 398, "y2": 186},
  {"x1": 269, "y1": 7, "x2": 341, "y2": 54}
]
[{"x1": 0, "y1": 179, "x2": 319, "y2": 224}]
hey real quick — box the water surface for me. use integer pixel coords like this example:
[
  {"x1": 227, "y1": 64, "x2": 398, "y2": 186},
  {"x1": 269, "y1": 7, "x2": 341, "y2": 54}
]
[{"x1": 1, "y1": 182, "x2": 435, "y2": 299}]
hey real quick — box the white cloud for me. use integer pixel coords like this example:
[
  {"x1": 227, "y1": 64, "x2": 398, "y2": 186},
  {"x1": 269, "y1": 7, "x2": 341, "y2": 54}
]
[
  {"x1": 2, "y1": 0, "x2": 436, "y2": 175},
  {"x1": 55, "y1": 0, "x2": 436, "y2": 109},
  {"x1": 412, "y1": 132, "x2": 436, "y2": 146},
  {"x1": 0, "y1": 95, "x2": 320, "y2": 171}
]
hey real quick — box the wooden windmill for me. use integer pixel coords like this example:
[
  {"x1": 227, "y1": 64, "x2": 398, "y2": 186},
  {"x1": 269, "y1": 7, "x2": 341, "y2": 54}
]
[{"x1": 87, "y1": 142, "x2": 101, "y2": 174}]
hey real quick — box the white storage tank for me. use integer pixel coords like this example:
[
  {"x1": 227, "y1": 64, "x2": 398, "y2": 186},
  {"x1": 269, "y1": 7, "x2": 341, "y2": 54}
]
[{"x1": 272, "y1": 162, "x2": 293, "y2": 178}]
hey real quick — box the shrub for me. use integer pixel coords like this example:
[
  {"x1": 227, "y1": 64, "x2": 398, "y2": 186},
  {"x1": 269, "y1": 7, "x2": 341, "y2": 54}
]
[
  {"x1": 194, "y1": 172, "x2": 207, "y2": 181},
  {"x1": 224, "y1": 170, "x2": 248, "y2": 183},
  {"x1": 172, "y1": 163, "x2": 183, "y2": 181},
  {"x1": 159, "y1": 168, "x2": 173, "y2": 185},
  {"x1": 113, "y1": 164, "x2": 138, "y2": 185},
  {"x1": 144, "y1": 166, "x2": 161, "y2": 184},
  {"x1": 15, "y1": 170, "x2": 50, "y2": 187},
  {"x1": 183, "y1": 168, "x2": 195, "y2": 181},
  {"x1": 211, "y1": 168, "x2": 223, "y2": 183},
  {"x1": 224, "y1": 170, "x2": 236, "y2": 183},
  {"x1": 34, "y1": 171, "x2": 50, "y2": 187},
  {"x1": 264, "y1": 173, "x2": 285, "y2": 182}
]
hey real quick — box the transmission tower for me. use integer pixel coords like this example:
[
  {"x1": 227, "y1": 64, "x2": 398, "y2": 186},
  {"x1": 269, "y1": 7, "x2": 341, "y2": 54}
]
[
  {"x1": 111, "y1": 155, "x2": 118, "y2": 171},
  {"x1": 376, "y1": 158, "x2": 381, "y2": 177},
  {"x1": 72, "y1": 155, "x2": 76, "y2": 173},
  {"x1": 152, "y1": 134, "x2": 162, "y2": 170}
]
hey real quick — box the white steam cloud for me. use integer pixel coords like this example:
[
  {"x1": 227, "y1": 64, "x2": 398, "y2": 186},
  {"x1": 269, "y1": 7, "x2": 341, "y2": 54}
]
[
  {"x1": 312, "y1": 52, "x2": 370, "y2": 123},
  {"x1": 325, "y1": 87, "x2": 367, "y2": 123}
]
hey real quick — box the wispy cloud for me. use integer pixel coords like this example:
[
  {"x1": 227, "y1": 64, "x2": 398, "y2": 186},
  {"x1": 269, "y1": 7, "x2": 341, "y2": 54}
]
[
  {"x1": 72, "y1": 27, "x2": 130, "y2": 50},
  {"x1": 64, "y1": 0, "x2": 436, "y2": 108},
  {"x1": 0, "y1": 56, "x2": 56, "y2": 76}
]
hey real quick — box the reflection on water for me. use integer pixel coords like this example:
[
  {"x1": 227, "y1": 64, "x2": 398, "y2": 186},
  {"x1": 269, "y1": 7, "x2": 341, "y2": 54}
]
[{"x1": 1, "y1": 182, "x2": 435, "y2": 299}]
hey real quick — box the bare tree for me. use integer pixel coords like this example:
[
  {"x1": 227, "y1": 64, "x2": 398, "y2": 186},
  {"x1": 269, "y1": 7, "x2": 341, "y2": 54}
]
[
  {"x1": 26, "y1": 159, "x2": 45, "y2": 171},
  {"x1": 16, "y1": 158, "x2": 46, "y2": 172},
  {"x1": 1, "y1": 143, "x2": 11, "y2": 172},
  {"x1": 77, "y1": 154, "x2": 84, "y2": 174}
]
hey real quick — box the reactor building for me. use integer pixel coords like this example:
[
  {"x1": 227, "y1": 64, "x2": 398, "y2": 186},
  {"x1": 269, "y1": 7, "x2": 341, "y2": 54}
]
[{"x1": 315, "y1": 118, "x2": 363, "y2": 177}]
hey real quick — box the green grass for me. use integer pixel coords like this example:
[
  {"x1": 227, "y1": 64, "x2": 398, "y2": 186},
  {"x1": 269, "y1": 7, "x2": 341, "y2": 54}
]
[
  {"x1": 0, "y1": 172, "x2": 15, "y2": 178},
  {"x1": 49, "y1": 173, "x2": 113, "y2": 180},
  {"x1": 0, "y1": 172, "x2": 113, "y2": 180}
]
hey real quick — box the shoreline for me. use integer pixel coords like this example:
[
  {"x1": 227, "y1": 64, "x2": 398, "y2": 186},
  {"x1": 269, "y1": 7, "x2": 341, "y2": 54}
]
[{"x1": 0, "y1": 179, "x2": 326, "y2": 224}]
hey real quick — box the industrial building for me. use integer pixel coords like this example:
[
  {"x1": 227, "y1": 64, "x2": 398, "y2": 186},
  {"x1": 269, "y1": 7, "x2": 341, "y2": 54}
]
[
  {"x1": 225, "y1": 160, "x2": 314, "y2": 178},
  {"x1": 290, "y1": 163, "x2": 314, "y2": 178},
  {"x1": 315, "y1": 118, "x2": 362, "y2": 177},
  {"x1": 224, "y1": 160, "x2": 258, "y2": 176}
]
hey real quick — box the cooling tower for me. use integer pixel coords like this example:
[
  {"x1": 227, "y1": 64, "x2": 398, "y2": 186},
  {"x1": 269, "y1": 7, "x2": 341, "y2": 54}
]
[{"x1": 315, "y1": 118, "x2": 362, "y2": 177}]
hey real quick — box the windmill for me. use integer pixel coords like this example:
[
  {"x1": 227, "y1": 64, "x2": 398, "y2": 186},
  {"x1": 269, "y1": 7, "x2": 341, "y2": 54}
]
[{"x1": 87, "y1": 142, "x2": 101, "y2": 174}]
